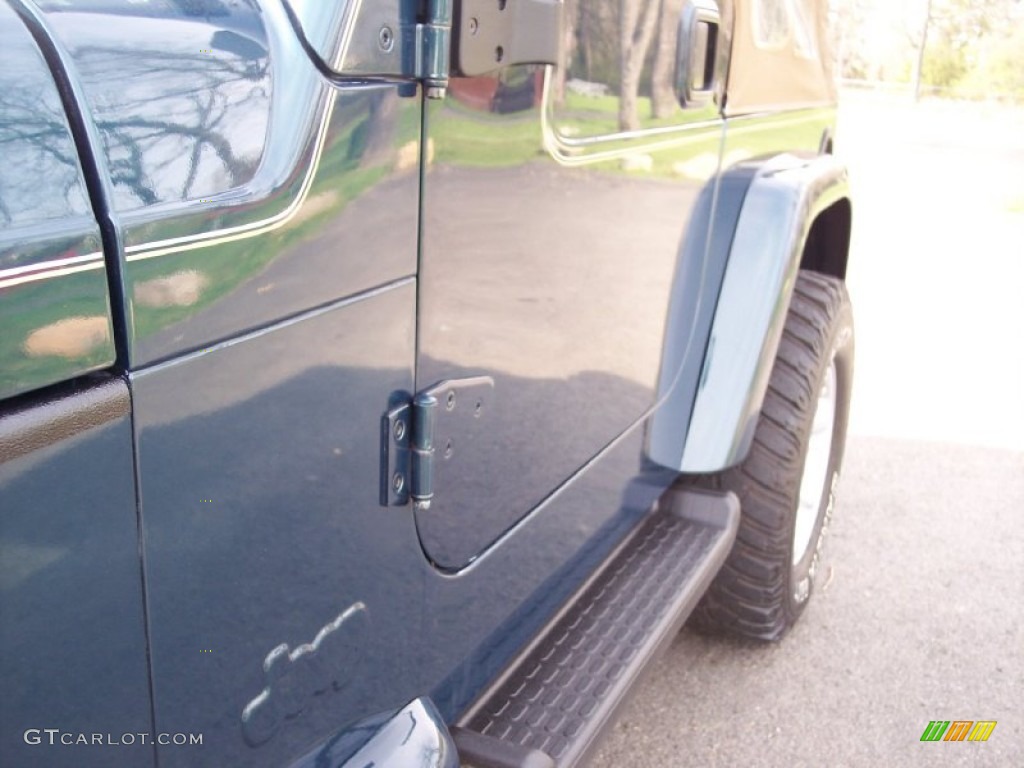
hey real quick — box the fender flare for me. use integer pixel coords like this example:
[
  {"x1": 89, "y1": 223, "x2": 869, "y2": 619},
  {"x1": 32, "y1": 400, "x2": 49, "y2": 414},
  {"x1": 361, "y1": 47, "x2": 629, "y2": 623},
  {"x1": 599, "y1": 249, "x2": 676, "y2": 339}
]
[
  {"x1": 647, "y1": 152, "x2": 851, "y2": 474},
  {"x1": 681, "y1": 152, "x2": 850, "y2": 473}
]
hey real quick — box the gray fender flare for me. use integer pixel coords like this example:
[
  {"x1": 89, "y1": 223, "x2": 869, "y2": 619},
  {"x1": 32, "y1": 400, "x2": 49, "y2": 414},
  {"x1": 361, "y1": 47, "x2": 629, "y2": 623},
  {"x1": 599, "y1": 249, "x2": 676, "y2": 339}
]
[
  {"x1": 682, "y1": 152, "x2": 850, "y2": 473},
  {"x1": 647, "y1": 152, "x2": 850, "y2": 474}
]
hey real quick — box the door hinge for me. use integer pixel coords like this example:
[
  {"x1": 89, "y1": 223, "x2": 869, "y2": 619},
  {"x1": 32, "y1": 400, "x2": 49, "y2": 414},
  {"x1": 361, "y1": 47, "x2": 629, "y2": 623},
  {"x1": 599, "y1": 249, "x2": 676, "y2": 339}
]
[
  {"x1": 324, "y1": 0, "x2": 454, "y2": 99},
  {"x1": 381, "y1": 377, "x2": 494, "y2": 509},
  {"x1": 415, "y1": 0, "x2": 453, "y2": 98},
  {"x1": 452, "y1": 0, "x2": 562, "y2": 78},
  {"x1": 332, "y1": 0, "x2": 561, "y2": 100}
]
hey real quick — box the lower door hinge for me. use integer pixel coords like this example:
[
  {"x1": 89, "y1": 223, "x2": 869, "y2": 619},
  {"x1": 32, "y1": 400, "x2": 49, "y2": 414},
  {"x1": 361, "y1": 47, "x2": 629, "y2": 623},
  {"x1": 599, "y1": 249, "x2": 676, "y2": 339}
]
[{"x1": 381, "y1": 376, "x2": 494, "y2": 509}]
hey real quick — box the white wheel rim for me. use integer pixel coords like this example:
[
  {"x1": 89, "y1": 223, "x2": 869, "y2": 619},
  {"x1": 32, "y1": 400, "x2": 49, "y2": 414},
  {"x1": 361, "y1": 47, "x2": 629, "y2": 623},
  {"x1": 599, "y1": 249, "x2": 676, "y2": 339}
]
[{"x1": 792, "y1": 360, "x2": 837, "y2": 566}]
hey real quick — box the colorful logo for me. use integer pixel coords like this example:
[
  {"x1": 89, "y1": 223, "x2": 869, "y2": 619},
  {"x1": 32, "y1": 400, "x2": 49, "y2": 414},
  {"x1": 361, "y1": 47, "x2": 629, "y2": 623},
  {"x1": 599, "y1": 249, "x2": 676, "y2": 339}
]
[{"x1": 920, "y1": 721, "x2": 997, "y2": 742}]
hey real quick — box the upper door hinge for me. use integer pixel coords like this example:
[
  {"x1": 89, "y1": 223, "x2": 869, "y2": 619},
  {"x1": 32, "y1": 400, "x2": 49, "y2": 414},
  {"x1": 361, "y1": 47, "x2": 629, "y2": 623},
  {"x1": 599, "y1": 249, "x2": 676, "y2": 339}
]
[
  {"x1": 318, "y1": 0, "x2": 453, "y2": 98},
  {"x1": 332, "y1": 0, "x2": 562, "y2": 99},
  {"x1": 413, "y1": 0, "x2": 453, "y2": 98},
  {"x1": 381, "y1": 377, "x2": 494, "y2": 509},
  {"x1": 451, "y1": 0, "x2": 562, "y2": 78}
]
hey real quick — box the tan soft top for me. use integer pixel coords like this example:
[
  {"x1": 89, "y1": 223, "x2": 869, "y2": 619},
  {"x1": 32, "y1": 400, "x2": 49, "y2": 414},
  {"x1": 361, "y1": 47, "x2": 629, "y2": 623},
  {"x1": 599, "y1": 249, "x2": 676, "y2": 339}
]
[{"x1": 726, "y1": 0, "x2": 835, "y2": 114}]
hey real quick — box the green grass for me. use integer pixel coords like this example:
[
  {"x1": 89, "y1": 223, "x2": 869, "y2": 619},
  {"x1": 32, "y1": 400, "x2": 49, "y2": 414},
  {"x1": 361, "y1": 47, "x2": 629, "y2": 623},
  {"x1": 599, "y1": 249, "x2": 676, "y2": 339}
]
[
  {"x1": 130, "y1": 163, "x2": 390, "y2": 341},
  {"x1": 130, "y1": 98, "x2": 409, "y2": 343},
  {"x1": 430, "y1": 101, "x2": 545, "y2": 167},
  {"x1": 0, "y1": 271, "x2": 114, "y2": 398},
  {"x1": 724, "y1": 108, "x2": 835, "y2": 159},
  {"x1": 559, "y1": 90, "x2": 714, "y2": 134}
]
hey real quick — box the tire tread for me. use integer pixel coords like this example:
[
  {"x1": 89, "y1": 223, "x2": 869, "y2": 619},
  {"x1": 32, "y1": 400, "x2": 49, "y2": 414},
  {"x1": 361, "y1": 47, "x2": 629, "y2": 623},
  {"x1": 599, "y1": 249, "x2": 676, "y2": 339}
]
[{"x1": 687, "y1": 271, "x2": 853, "y2": 641}]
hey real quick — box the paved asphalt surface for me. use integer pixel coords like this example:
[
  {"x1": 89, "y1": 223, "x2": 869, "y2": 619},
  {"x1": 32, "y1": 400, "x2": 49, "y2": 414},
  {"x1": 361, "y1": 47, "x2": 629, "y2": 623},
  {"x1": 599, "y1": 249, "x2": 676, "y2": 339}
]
[{"x1": 591, "y1": 93, "x2": 1024, "y2": 767}]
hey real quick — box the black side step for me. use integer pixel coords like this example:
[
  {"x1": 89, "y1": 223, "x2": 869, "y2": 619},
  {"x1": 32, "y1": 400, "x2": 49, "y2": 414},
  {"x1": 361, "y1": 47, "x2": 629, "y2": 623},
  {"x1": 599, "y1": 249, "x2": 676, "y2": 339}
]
[{"x1": 453, "y1": 488, "x2": 740, "y2": 768}]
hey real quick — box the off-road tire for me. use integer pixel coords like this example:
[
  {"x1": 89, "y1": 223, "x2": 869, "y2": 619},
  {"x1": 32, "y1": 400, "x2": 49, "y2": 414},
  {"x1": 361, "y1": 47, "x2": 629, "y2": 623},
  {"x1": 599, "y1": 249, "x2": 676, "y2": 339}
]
[{"x1": 688, "y1": 270, "x2": 854, "y2": 641}]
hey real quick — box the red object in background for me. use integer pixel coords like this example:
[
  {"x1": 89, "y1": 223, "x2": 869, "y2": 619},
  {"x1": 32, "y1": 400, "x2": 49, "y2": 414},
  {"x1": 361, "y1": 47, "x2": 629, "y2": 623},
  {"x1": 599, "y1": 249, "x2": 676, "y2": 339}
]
[{"x1": 448, "y1": 77, "x2": 500, "y2": 111}]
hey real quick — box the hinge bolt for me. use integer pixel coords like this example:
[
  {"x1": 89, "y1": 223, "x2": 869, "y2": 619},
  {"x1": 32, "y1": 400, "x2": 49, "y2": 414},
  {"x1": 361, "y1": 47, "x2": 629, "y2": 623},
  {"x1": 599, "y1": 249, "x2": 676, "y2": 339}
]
[
  {"x1": 378, "y1": 25, "x2": 395, "y2": 53},
  {"x1": 446, "y1": 391, "x2": 456, "y2": 411},
  {"x1": 468, "y1": 17, "x2": 479, "y2": 35},
  {"x1": 393, "y1": 419, "x2": 406, "y2": 442},
  {"x1": 392, "y1": 473, "x2": 405, "y2": 493}
]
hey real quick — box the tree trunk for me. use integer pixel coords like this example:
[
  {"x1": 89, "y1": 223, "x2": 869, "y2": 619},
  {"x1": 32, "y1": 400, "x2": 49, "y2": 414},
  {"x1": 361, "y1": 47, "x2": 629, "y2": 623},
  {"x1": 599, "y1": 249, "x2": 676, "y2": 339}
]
[
  {"x1": 552, "y1": 0, "x2": 580, "y2": 106},
  {"x1": 619, "y1": 0, "x2": 662, "y2": 132},
  {"x1": 912, "y1": 0, "x2": 933, "y2": 101},
  {"x1": 651, "y1": 0, "x2": 682, "y2": 118}
]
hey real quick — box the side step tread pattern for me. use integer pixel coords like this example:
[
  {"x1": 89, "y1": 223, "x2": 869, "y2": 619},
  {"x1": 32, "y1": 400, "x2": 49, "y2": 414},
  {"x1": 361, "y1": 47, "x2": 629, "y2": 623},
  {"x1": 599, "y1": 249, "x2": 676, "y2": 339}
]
[{"x1": 462, "y1": 491, "x2": 739, "y2": 766}]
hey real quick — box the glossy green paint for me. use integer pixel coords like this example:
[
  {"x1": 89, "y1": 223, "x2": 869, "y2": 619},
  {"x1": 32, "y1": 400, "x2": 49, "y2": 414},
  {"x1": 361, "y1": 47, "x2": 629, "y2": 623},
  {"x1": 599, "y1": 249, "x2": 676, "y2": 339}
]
[
  {"x1": 0, "y1": 3, "x2": 114, "y2": 399},
  {"x1": 414, "y1": 23, "x2": 727, "y2": 567},
  {"x1": 36, "y1": 0, "x2": 422, "y2": 367}
]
